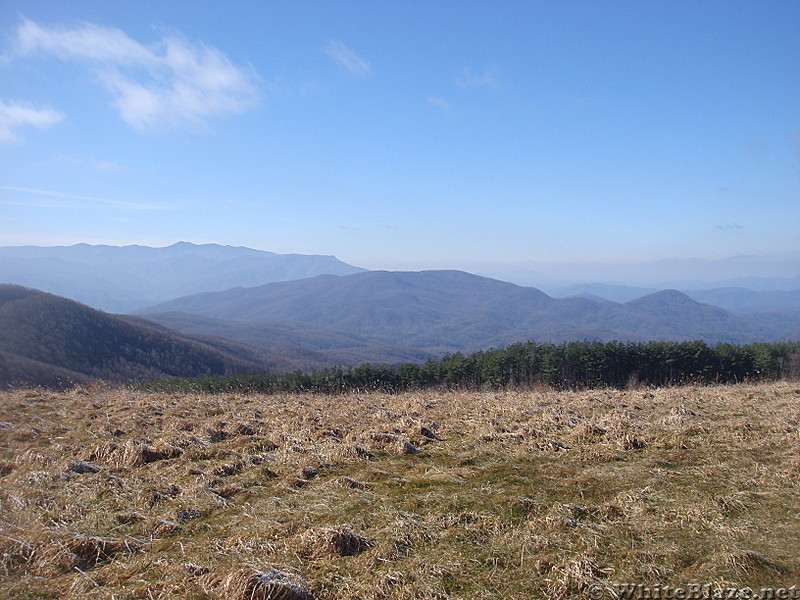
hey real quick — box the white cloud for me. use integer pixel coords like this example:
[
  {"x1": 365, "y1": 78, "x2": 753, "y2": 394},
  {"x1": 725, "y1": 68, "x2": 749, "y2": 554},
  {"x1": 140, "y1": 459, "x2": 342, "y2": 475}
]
[
  {"x1": 325, "y1": 40, "x2": 372, "y2": 75},
  {"x1": 0, "y1": 99, "x2": 63, "y2": 143},
  {"x1": 13, "y1": 17, "x2": 260, "y2": 131},
  {"x1": 15, "y1": 18, "x2": 155, "y2": 64},
  {"x1": 426, "y1": 96, "x2": 451, "y2": 112},
  {"x1": 92, "y1": 159, "x2": 128, "y2": 173},
  {"x1": 455, "y1": 66, "x2": 499, "y2": 89},
  {"x1": 54, "y1": 154, "x2": 128, "y2": 173}
]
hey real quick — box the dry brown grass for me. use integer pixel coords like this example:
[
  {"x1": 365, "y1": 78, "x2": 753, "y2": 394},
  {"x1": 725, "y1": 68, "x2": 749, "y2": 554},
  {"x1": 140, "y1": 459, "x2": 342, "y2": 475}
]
[{"x1": 0, "y1": 382, "x2": 798, "y2": 598}]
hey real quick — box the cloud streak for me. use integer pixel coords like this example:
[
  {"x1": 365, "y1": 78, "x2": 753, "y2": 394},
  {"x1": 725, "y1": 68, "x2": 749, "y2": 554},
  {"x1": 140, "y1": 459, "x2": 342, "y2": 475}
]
[
  {"x1": 0, "y1": 185, "x2": 171, "y2": 210},
  {"x1": 426, "y1": 96, "x2": 451, "y2": 112},
  {"x1": 13, "y1": 17, "x2": 260, "y2": 131},
  {"x1": 325, "y1": 41, "x2": 372, "y2": 75},
  {"x1": 0, "y1": 99, "x2": 63, "y2": 143},
  {"x1": 455, "y1": 66, "x2": 500, "y2": 89}
]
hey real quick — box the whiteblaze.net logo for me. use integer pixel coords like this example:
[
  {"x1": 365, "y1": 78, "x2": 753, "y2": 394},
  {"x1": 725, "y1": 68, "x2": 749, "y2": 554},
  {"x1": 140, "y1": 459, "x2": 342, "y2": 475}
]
[{"x1": 585, "y1": 584, "x2": 800, "y2": 600}]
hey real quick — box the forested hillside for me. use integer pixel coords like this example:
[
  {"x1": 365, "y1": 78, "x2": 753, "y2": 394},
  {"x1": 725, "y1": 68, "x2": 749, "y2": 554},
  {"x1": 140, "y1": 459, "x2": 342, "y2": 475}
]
[
  {"x1": 0, "y1": 285, "x2": 265, "y2": 387},
  {"x1": 146, "y1": 339, "x2": 800, "y2": 394},
  {"x1": 141, "y1": 270, "x2": 799, "y2": 351}
]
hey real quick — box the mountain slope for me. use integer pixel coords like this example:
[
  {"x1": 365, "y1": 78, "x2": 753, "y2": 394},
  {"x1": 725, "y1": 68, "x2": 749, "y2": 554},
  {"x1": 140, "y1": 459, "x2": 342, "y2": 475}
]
[
  {"x1": 138, "y1": 312, "x2": 435, "y2": 369},
  {"x1": 140, "y1": 271, "x2": 797, "y2": 352},
  {"x1": 0, "y1": 242, "x2": 365, "y2": 312},
  {"x1": 142, "y1": 270, "x2": 557, "y2": 351},
  {"x1": 0, "y1": 285, "x2": 266, "y2": 388}
]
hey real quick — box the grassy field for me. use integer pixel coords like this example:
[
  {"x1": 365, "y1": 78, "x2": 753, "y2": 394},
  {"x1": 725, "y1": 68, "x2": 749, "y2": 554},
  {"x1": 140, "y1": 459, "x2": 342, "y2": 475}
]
[{"x1": 0, "y1": 382, "x2": 798, "y2": 599}]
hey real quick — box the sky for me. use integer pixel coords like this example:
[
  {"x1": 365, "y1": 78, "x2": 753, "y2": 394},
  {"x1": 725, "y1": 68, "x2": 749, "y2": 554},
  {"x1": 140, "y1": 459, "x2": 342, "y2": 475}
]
[{"x1": 1, "y1": 1, "x2": 798, "y2": 287}]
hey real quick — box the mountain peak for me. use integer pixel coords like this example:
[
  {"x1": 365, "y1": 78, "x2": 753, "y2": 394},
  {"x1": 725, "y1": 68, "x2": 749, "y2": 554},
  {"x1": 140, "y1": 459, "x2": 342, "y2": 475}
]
[
  {"x1": 627, "y1": 289, "x2": 697, "y2": 305},
  {"x1": 625, "y1": 289, "x2": 734, "y2": 323}
]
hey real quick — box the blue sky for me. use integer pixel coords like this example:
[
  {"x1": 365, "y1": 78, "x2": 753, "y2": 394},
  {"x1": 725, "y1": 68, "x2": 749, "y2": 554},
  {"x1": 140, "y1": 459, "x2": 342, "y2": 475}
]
[{"x1": 1, "y1": 1, "x2": 798, "y2": 286}]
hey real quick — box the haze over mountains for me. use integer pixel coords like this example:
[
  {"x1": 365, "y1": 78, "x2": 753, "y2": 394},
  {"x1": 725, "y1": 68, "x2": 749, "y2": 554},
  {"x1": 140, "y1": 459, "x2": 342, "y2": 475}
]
[
  {"x1": 551, "y1": 283, "x2": 800, "y2": 314},
  {"x1": 0, "y1": 242, "x2": 364, "y2": 313},
  {"x1": 140, "y1": 270, "x2": 799, "y2": 355},
  {"x1": 1, "y1": 242, "x2": 798, "y2": 387}
]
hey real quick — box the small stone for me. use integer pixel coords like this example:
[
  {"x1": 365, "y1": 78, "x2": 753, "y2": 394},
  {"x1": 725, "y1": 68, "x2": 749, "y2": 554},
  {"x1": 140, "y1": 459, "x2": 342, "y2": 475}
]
[
  {"x1": 176, "y1": 508, "x2": 202, "y2": 522},
  {"x1": 402, "y1": 441, "x2": 422, "y2": 455},
  {"x1": 420, "y1": 426, "x2": 441, "y2": 440},
  {"x1": 354, "y1": 445, "x2": 373, "y2": 459},
  {"x1": 68, "y1": 459, "x2": 101, "y2": 474},
  {"x1": 184, "y1": 562, "x2": 209, "y2": 576}
]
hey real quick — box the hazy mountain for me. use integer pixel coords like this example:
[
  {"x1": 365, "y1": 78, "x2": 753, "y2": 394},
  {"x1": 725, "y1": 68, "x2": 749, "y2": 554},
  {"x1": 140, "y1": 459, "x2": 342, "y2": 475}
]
[
  {"x1": 0, "y1": 285, "x2": 267, "y2": 388},
  {"x1": 490, "y1": 256, "x2": 800, "y2": 292},
  {"x1": 140, "y1": 271, "x2": 798, "y2": 352},
  {"x1": 611, "y1": 290, "x2": 767, "y2": 340},
  {"x1": 671, "y1": 273, "x2": 800, "y2": 293},
  {"x1": 551, "y1": 282, "x2": 800, "y2": 314},
  {"x1": 550, "y1": 283, "x2": 657, "y2": 303},
  {"x1": 683, "y1": 287, "x2": 800, "y2": 314},
  {"x1": 0, "y1": 242, "x2": 365, "y2": 313}
]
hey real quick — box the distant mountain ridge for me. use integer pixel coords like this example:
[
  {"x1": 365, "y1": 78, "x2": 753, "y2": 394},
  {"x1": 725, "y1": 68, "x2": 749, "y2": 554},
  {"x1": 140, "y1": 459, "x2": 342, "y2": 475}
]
[
  {"x1": 140, "y1": 270, "x2": 800, "y2": 353},
  {"x1": 0, "y1": 242, "x2": 365, "y2": 313},
  {"x1": 3, "y1": 243, "x2": 798, "y2": 380},
  {"x1": 551, "y1": 282, "x2": 800, "y2": 314}
]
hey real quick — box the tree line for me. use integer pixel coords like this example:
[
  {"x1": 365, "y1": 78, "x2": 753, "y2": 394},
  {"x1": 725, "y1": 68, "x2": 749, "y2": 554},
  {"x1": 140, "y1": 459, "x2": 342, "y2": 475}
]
[{"x1": 140, "y1": 340, "x2": 800, "y2": 394}]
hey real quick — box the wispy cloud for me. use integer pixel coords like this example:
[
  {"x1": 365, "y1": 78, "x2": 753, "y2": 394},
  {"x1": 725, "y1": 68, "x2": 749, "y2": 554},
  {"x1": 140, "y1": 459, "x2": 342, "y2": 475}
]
[
  {"x1": 715, "y1": 223, "x2": 743, "y2": 231},
  {"x1": 12, "y1": 17, "x2": 260, "y2": 131},
  {"x1": 55, "y1": 154, "x2": 129, "y2": 173},
  {"x1": 325, "y1": 40, "x2": 372, "y2": 75},
  {"x1": 91, "y1": 160, "x2": 128, "y2": 173},
  {"x1": 553, "y1": 90, "x2": 599, "y2": 105},
  {"x1": 426, "y1": 96, "x2": 451, "y2": 112},
  {"x1": 455, "y1": 66, "x2": 499, "y2": 89},
  {"x1": 0, "y1": 99, "x2": 63, "y2": 143},
  {"x1": 0, "y1": 185, "x2": 170, "y2": 210}
]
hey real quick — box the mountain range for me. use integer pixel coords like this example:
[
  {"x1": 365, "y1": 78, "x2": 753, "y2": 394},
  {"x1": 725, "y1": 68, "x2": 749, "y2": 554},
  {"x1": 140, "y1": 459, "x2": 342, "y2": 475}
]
[
  {"x1": 0, "y1": 283, "x2": 435, "y2": 388},
  {"x1": 140, "y1": 270, "x2": 799, "y2": 355},
  {"x1": 0, "y1": 242, "x2": 364, "y2": 313},
  {"x1": 551, "y1": 282, "x2": 800, "y2": 314},
  {"x1": 1, "y1": 243, "x2": 798, "y2": 387}
]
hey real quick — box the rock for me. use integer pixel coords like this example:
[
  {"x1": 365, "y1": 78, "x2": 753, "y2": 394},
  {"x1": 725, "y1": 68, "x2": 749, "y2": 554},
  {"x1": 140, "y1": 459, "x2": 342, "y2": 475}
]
[{"x1": 68, "y1": 459, "x2": 101, "y2": 474}]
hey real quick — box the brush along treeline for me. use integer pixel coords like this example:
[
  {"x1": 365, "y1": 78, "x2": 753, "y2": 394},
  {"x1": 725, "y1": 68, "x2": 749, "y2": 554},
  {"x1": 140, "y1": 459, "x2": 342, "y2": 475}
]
[{"x1": 144, "y1": 340, "x2": 800, "y2": 394}]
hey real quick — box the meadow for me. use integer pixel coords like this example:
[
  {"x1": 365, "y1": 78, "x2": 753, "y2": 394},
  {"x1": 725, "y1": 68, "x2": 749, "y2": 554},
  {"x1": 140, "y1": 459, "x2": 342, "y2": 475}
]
[{"x1": 1, "y1": 382, "x2": 798, "y2": 599}]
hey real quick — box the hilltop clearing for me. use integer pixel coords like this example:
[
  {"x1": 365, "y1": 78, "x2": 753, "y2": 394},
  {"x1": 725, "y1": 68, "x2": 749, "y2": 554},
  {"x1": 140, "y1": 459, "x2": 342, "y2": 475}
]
[{"x1": 1, "y1": 382, "x2": 798, "y2": 599}]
